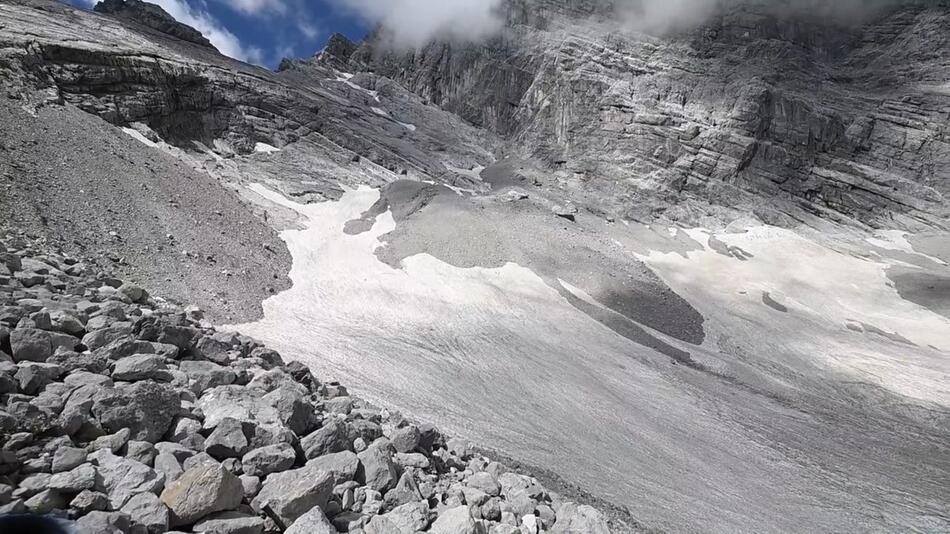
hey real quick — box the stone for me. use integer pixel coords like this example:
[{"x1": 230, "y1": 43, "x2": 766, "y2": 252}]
[
  {"x1": 357, "y1": 438, "x2": 398, "y2": 493},
  {"x1": 251, "y1": 463, "x2": 334, "y2": 527},
  {"x1": 160, "y1": 463, "x2": 243, "y2": 527},
  {"x1": 205, "y1": 417, "x2": 251, "y2": 459},
  {"x1": 12, "y1": 473, "x2": 50, "y2": 499},
  {"x1": 50, "y1": 310, "x2": 86, "y2": 336},
  {"x1": 48, "y1": 463, "x2": 97, "y2": 492},
  {"x1": 466, "y1": 472, "x2": 501, "y2": 497},
  {"x1": 120, "y1": 492, "x2": 170, "y2": 534},
  {"x1": 153, "y1": 452, "x2": 184, "y2": 486},
  {"x1": 75, "y1": 511, "x2": 133, "y2": 534},
  {"x1": 24, "y1": 488, "x2": 70, "y2": 513},
  {"x1": 305, "y1": 450, "x2": 359, "y2": 484},
  {"x1": 324, "y1": 396, "x2": 353, "y2": 415},
  {"x1": 180, "y1": 360, "x2": 235, "y2": 393},
  {"x1": 301, "y1": 419, "x2": 350, "y2": 460},
  {"x1": 126, "y1": 440, "x2": 158, "y2": 466},
  {"x1": 551, "y1": 502, "x2": 610, "y2": 534},
  {"x1": 241, "y1": 443, "x2": 295, "y2": 478},
  {"x1": 182, "y1": 452, "x2": 219, "y2": 471},
  {"x1": 92, "y1": 380, "x2": 181, "y2": 441},
  {"x1": 389, "y1": 425, "x2": 421, "y2": 453},
  {"x1": 284, "y1": 506, "x2": 335, "y2": 534},
  {"x1": 15, "y1": 361, "x2": 61, "y2": 394},
  {"x1": 262, "y1": 384, "x2": 314, "y2": 436},
  {"x1": 364, "y1": 515, "x2": 402, "y2": 534},
  {"x1": 384, "y1": 471, "x2": 423, "y2": 509},
  {"x1": 71, "y1": 489, "x2": 111, "y2": 514},
  {"x1": 88, "y1": 428, "x2": 132, "y2": 453},
  {"x1": 192, "y1": 334, "x2": 231, "y2": 364},
  {"x1": 118, "y1": 283, "x2": 149, "y2": 303},
  {"x1": 111, "y1": 354, "x2": 170, "y2": 382},
  {"x1": 82, "y1": 325, "x2": 133, "y2": 351},
  {"x1": 394, "y1": 452, "x2": 429, "y2": 469},
  {"x1": 430, "y1": 505, "x2": 480, "y2": 534},
  {"x1": 133, "y1": 316, "x2": 198, "y2": 351},
  {"x1": 385, "y1": 500, "x2": 431, "y2": 533},
  {"x1": 193, "y1": 511, "x2": 266, "y2": 534},
  {"x1": 239, "y1": 475, "x2": 261, "y2": 499},
  {"x1": 53, "y1": 447, "x2": 86, "y2": 473},
  {"x1": 10, "y1": 328, "x2": 52, "y2": 362},
  {"x1": 88, "y1": 449, "x2": 165, "y2": 509}
]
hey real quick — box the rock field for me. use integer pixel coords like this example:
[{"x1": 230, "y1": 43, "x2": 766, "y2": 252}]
[{"x1": 0, "y1": 233, "x2": 619, "y2": 533}]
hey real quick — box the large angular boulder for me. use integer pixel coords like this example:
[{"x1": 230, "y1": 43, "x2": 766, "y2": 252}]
[
  {"x1": 301, "y1": 419, "x2": 350, "y2": 459},
  {"x1": 120, "y1": 492, "x2": 170, "y2": 534},
  {"x1": 430, "y1": 505, "x2": 480, "y2": 534},
  {"x1": 111, "y1": 354, "x2": 170, "y2": 382},
  {"x1": 88, "y1": 449, "x2": 165, "y2": 509},
  {"x1": 241, "y1": 443, "x2": 296, "y2": 478},
  {"x1": 251, "y1": 463, "x2": 334, "y2": 527},
  {"x1": 285, "y1": 506, "x2": 335, "y2": 534},
  {"x1": 551, "y1": 502, "x2": 610, "y2": 534},
  {"x1": 357, "y1": 438, "x2": 398, "y2": 493},
  {"x1": 304, "y1": 450, "x2": 359, "y2": 485},
  {"x1": 10, "y1": 328, "x2": 52, "y2": 362},
  {"x1": 160, "y1": 463, "x2": 243, "y2": 527},
  {"x1": 92, "y1": 380, "x2": 180, "y2": 441},
  {"x1": 193, "y1": 511, "x2": 266, "y2": 534}
]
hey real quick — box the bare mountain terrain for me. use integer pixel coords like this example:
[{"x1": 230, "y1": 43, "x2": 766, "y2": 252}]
[{"x1": 0, "y1": 0, "x2": 948, "y2": 532}]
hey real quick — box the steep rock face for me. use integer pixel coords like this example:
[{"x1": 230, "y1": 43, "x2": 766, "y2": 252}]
[
  {"x1": 93, "y1": 0, "x2": 217, "y2": 50},
  {"x1": 351, "y1": 1, "x2": 950, "y2": 230}
]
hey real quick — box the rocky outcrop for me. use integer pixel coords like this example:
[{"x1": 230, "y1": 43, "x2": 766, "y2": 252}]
[
  {"x1": 93, "y1": 0, "x2": 217, "y2": 51},
  {"x1": 0, "y1": 234, "x2": 619, "y2": 532},
  {"x1": 349, "y1": 0, "x2": 950, "y2": 230}
]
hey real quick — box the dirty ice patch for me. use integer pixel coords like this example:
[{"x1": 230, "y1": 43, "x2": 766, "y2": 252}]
[{"x1": 639, "y1": 226, "x2": 950, "y2": 405}]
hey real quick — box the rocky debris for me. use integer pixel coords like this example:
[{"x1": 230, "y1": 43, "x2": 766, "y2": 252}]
[
  {"x1": 0, "y1": 239, "x2": 613, "y2": 532},
  {"x1": 160, "y1": 464, "x2": 243, "y2": 526}
]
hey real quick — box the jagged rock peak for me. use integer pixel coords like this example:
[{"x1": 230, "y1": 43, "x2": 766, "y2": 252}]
[{"x1": 93, "y1": 0, "x2": 218, "y2": 51}]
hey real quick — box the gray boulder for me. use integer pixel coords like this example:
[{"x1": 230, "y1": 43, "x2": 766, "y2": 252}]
[
  {"x1": 241, "y1": 443, "x2": 295, "y2": 478},
  {"x1": 193, "y1": 510, "x2": 266, "y2": 534},
  {"x1": 70, "y1": 489, "x2": 111, "y2": 514},
  {"x1": 389, "y1": 425, "x2": 420, "y2": 453},
  {"x1": 160, "y1": 463, "x2": 243, "y2": 527},
  {"x1": 92, "y1": 380, "x2": 181, "y2": 441},
  {"x1": 304, "y1": 450, "x2": 359, "y2": 485},
  {"x1": 301, "y1": 419, "x2": 350, "y2": 460},
  {"x1": 75, "y1": 511, "x2": 133, "y2": 534},
  {"x1": 357, "y1": 438, "x2": 398, "y2": 493},
  {"x1": 88, "y1": 449, "x2": 165, "y2": 509},
  {"x1": 551, "y1": 502, "x2": 610, "y2": 534},
  {"x1": 430, "y1": 505, "x2": 480, "y2": 534},
  {"x1": 251, "y1": 463, "x2": 334, "y2": 527},
  {"x1": 385, "y1": 500, "x2": 431, "y2": 533},
  {"x1": 111, "y1": 354, "x2": 170, "y2": 382},
  {"x1": 48, "y1": 463, "x2": 96, "y2": 492},
  {"x1": 285, "y1": 506, "x2": 335, "y2": 534},
  {"x1": 52, "y1": 446, "x2": 87, "y2": 473},
  {"x1": 120, "y1": 492, "x2": 170, "y2": 534},
  {"x1": 179, "y1": 360, "x2": 235, "y2": 393},
  {"x1": 10, "y1": 328, "x2": 52, "y2": 362},
  {"x1": 204, "y1": 417, "x2": 251, "y2": 459}
]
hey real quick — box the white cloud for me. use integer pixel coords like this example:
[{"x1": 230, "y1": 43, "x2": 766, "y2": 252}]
[
  {"x1": 335, "y1": 0, "x2": 504, "y2": 49},
  {"x1": 613, "y1": 0, "x2": 915, "y2": 35},
  {"x1": 216, "y1": 0, "x2": 288, "y2": 16}
]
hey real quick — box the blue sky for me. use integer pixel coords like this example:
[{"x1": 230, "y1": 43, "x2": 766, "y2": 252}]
[{"x1": 67, "y1": 0, "x2": 371, "y2": 68}]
